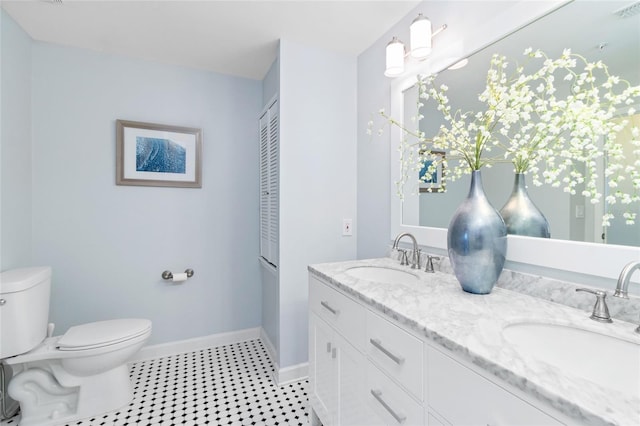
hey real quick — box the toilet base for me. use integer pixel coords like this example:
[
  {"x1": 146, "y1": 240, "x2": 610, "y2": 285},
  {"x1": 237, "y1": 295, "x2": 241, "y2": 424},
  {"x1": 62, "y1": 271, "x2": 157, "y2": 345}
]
[{"x1": 8, "y1": 363, "x2": 133, "y2": 426}]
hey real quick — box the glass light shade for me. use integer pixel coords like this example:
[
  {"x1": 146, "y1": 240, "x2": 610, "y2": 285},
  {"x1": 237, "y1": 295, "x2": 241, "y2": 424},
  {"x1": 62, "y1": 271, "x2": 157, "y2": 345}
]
[
  {"x1": 385, "y1": 37, "x2": 405, "y2": 77},
  {"x1": 448, "y1": 58, "x2": 469, "y2": 70},
  {"x1": 410, "y1": 13, "x2": 432, "y2": 59}
]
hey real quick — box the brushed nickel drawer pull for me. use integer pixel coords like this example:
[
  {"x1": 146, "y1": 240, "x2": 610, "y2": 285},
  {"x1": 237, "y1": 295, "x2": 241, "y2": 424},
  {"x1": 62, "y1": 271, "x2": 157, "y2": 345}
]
[
  {"x1": 320, "y1": 301, "x2": 339, "y2": 315},
  {"x1": 370, "y1": 389, "x2": 406, "y2": 423},
  {"x1": 370, "y1": 338, "x2": 405, "y2": 365}
]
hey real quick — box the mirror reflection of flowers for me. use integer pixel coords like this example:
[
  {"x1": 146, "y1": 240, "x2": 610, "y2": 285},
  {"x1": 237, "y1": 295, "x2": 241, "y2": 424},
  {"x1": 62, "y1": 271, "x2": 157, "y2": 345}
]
[{"x1": 372, "y1": 48, "x2": 640, "y2": 225}]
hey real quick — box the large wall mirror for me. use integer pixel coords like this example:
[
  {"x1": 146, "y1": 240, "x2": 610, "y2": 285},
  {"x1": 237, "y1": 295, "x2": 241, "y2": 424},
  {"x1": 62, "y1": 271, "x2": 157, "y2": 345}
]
[
  {"x1": 390, "y1": 0, "x2": 640, "y2": 288},
  {"x1": 401, "y1": 0, "x2": 639, "y2": 247}
]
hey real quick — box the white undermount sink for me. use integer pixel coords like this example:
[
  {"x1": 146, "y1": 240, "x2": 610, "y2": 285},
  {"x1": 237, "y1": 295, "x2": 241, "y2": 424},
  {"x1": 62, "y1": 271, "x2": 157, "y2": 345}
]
[
  {"x1": 503, "y1": 322, "x2": 640, "y2": 398},
  {"x1": 345, "y1": 266, "x2": 419, "y2": 284}
]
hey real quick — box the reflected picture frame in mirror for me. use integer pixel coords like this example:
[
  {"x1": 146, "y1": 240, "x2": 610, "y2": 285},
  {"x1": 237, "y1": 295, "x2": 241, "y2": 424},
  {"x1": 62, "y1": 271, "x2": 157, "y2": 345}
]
[{"x1": 418, "y1": 150, "x2": 445, "y2": 193}]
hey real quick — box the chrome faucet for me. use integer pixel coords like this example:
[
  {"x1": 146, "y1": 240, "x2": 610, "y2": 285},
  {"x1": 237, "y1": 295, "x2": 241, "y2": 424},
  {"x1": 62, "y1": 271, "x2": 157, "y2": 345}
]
[
  {"x1": 613, "y1": 261, "x2": 640, "y2": 299},
  {"x1": 613, "y1": 261, "x2": 640, "y2": 334},
  {"x1": 392, "y1": 232, "x2": 420, "y2": 269}
]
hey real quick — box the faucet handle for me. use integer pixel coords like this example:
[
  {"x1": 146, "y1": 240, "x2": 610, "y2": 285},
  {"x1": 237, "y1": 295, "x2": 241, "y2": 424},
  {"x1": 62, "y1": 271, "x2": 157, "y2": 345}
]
[
  {"x1": 412, "y1": 249, "x2": 421, "y2": 269},
  {"x1": 425, "y1": 255, "x2": 441, "y2": 273},
  {"x1": 397, "y1": 249, "x2": 409, "y2": 266},
  {"x1": 576, "y1": 288, "x2": 613, "y2": 323}
]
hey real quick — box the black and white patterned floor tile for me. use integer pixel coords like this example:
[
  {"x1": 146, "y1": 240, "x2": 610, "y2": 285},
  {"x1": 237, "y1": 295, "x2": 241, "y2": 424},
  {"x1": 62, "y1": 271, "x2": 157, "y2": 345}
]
[{"x1": 1, "y1": 339, "x2": 309, "y2": 426}]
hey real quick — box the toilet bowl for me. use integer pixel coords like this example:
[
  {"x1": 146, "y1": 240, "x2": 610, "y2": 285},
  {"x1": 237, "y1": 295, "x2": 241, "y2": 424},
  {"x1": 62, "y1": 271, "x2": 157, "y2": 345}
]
[{"x1": 0, "y1": 267, "x2": 152, "y2": 426}]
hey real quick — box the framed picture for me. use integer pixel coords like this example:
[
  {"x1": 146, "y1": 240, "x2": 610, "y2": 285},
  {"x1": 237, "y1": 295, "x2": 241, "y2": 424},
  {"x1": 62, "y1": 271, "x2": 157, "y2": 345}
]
[
  {"x1": 116, "y1": 120, "x2": 202, "y2": 188},
  {"x1": 419, "y1": 150, "x2": 445, "y2": 193}
]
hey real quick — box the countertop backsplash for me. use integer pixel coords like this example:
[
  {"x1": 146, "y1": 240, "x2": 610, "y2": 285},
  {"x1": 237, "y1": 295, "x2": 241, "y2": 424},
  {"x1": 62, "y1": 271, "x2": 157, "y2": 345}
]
[{"x1": 388, "y1": 247, "x2": 640, "y2": 325}]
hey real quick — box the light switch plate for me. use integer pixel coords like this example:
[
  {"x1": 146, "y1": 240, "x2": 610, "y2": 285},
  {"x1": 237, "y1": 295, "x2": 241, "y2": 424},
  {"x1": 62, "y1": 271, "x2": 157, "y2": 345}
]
[{"x1": 342, "y1": 219, "x2": 353, "y2": 236}]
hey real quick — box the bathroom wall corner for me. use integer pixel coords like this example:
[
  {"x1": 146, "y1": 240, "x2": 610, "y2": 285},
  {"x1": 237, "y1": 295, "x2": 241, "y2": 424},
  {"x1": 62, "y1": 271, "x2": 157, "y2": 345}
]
[{"x1": 1, "y1": 9, "x2": 33, "y2": 270}]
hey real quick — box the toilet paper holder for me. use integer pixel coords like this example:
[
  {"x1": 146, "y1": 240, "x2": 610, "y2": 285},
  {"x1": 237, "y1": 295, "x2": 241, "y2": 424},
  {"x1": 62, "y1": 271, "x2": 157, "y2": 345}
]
[{"x1": 161, "y1": 269, "x2": 194, "y2": 280}]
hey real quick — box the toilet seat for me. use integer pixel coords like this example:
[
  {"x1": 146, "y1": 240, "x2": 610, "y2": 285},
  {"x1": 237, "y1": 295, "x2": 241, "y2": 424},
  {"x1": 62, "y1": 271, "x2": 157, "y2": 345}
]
[
  {"x1": 4, "y1": 318, "x2": 152, "y2": 366},
  {"x1": 56, "y1": 319, "x2": 152, "y2": 351}
]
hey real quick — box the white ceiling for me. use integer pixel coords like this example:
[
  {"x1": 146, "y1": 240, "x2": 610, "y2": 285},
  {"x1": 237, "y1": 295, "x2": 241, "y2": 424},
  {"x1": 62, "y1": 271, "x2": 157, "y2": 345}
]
[{"x1": 1, "y1": 0, "x2": 421, "y2": 80}]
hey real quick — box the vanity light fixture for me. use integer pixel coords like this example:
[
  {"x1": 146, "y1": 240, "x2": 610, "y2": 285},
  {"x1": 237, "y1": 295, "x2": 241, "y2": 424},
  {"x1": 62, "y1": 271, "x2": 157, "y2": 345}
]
[
  {"x1": 384, "y1": 13, "x2": 447, "y2": 78},
  {"x1": 385, "y1": 37, "x2": 406, "y2": 78},
  {"x1": 410, "y1": 13, "x2": 432, "y2": 59}
]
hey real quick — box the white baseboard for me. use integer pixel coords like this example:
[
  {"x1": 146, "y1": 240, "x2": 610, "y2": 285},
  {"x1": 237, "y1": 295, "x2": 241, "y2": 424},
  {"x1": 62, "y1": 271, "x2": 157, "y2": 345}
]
[
  {"x1": 131, "y1": 326, "x2": 308, "y2": 386},
  {"x1": 259, "y1": 327, "x2": 308, "y2": 385},
  {"x1": 131, "y1": 327, "x2": 261, "y2": 362},
  {"x1": 274, "y1": 362, "x2": 308, "y2": 386},
  {"x1": 259, "y1": 327, "x2": 278, "y2": 368}
]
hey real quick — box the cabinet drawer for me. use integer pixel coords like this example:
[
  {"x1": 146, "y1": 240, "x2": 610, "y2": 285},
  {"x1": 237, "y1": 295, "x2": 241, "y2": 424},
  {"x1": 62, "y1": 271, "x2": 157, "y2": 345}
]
[
  {"x1": 366, "y1": 309, "x2": 423, "y2": 400},
  {"x1": 309, "y1": 275, "x2": 365, "y2": 349},
  {"x1": 366, "y1": 361, "x2": 423, "y2": 426},
  {"x1": 427, "y1": 345, "x2": 562, "y2": 426}
]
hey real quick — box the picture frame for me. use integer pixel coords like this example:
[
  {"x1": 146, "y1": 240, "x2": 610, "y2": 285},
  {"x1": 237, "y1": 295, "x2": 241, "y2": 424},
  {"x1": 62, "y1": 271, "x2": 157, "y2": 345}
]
[
  {"x1": 419, "y1": 150, "x2": 445, "y2": 193},
  {"x1": 116, "y1": 119, "x2": 202, "y2": 188}
]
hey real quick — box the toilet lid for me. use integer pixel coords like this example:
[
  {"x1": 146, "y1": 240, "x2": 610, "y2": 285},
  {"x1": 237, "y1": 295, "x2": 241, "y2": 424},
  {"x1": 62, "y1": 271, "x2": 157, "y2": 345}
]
[{"x1": 57, "y1": 319, "x2": 152, "y2": 351}]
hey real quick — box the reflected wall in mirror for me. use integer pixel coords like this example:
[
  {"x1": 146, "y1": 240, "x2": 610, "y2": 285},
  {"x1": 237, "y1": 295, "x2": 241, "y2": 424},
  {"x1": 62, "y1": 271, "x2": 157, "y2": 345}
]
[{"x1": 400, "y1": 0, "x2": 640, "y2": 248}]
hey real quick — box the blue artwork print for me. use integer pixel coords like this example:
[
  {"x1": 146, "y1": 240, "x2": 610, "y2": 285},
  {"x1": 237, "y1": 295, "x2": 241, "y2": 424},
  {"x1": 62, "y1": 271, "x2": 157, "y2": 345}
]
[
  {"x1": 419, "y1": 160, "x2": 438, "y2": 184},
  {"x1": 136, "y1": 137, "x2": 186, "y2": 174}
]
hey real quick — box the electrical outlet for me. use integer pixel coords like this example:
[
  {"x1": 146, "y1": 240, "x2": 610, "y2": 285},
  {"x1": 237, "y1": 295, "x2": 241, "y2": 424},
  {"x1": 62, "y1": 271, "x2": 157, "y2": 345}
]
[{"x1": 342, "y1": 219, "x2": 353, "y2": 236}]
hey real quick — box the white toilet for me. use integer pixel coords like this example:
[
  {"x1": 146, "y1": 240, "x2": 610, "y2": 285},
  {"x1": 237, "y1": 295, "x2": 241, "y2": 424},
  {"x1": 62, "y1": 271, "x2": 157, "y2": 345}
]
[{"x1": 0, "y1": 266, "x2": 152, "y2": 426}]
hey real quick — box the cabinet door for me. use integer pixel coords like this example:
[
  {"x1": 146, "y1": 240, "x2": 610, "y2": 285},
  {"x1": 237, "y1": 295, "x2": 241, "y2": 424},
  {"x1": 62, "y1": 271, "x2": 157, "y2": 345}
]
[
  {"x1": 309, "y1": 313, "x2": 336, "y2": 426},
  {"x1": 334, "y1": 332, "x2": 370, "y2": 426},
  {"x1": 427, "y1": 345, "x2": 562, "y2": 426}
]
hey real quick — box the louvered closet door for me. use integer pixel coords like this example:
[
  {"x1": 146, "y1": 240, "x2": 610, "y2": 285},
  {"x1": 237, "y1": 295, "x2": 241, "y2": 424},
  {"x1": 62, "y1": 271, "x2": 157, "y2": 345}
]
[
  {"x1": 259, "y1": 98, "x2": 279, "y2": 266},
  {"x1": 259, "y1": 112, "x2": 270, "y2": 262}
]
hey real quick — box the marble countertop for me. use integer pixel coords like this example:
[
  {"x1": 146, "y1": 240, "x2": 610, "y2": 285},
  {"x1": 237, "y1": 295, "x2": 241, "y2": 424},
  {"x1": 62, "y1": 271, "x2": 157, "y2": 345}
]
[{"x1": 308, "y1": 257, "x2": 640, "y2": 426}]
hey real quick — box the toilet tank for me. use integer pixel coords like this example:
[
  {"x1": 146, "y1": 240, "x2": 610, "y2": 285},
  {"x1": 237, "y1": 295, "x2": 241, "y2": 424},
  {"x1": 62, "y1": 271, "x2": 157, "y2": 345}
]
[{"x1": 0, "y1": 267, "x2": 51, "y2": 359}]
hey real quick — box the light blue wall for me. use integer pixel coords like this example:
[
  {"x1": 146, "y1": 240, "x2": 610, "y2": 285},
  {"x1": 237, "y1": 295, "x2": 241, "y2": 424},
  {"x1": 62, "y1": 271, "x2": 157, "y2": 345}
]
[
  {"x1": 356, "y1": 5, "x2": 420, "y2": 260},
  {"x1": 279, "y1": 39, "x2": 357, "y2": 368},
  {"x1": 262, "y1": 57, "x2": 279, "y2": 107},
  {"x1": 1, "y1": 10, "x2": 32, "y2": 270},
  {"x1": 30, "y1": 42, "x2": 263, "y2": 345},
  {"x1": 259, "y1": 41, "x2": 359, "y2": 370}
]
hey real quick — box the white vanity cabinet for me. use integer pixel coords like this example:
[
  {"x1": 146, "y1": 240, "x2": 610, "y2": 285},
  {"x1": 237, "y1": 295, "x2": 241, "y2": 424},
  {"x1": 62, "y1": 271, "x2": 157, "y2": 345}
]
[{"x1": 309, "y1": 273, "x2": 566, "y2": 426}]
